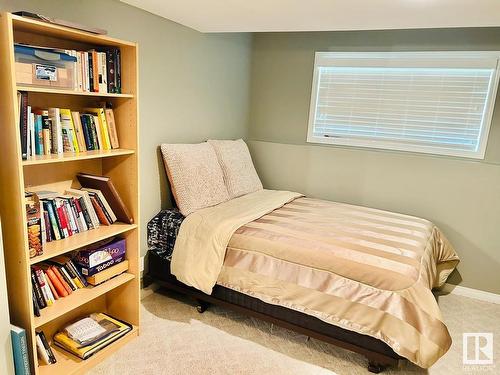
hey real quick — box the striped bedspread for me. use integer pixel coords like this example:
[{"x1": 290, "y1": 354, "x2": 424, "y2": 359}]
[{"x1": 171, "y1": 190, "x2": 460, "y2": 368}]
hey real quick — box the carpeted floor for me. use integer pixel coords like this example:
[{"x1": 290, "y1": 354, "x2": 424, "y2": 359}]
[{"x1": 88, "y1": 287, "x2": 499, "y2": 375}]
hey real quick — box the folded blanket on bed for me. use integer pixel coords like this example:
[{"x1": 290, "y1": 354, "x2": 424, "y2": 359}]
[{"x1": 171, "y1": 189, "x2": 460, "y2": 368}]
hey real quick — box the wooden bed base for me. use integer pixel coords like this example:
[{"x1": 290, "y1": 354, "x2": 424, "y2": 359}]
[{"x1": 143, "y1": 273, "x2": 401, "y2": 373}]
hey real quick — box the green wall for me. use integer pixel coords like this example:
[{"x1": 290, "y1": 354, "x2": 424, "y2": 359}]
[
  {"x1": 248, "y1": 29, "x2": 500, "y2": 294},
  {"x1": 1, "y1": 0, "x2": 498, "y2": 294},
  {"x1": 0, "y1": 0, "x2": 252, "y2": 256}
]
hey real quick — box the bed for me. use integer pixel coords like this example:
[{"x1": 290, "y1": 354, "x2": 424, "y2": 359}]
[{"x1": 145, "y1": 140, "x2": 460, "y2": 373}]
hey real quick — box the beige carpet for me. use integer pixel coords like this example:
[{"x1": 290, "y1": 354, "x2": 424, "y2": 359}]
[{"x1": 88, "y1": 287, "x2": 500, "y2": 375}]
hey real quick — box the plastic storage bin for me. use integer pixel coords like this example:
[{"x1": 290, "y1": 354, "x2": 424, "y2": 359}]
[{"x1": 14, "y1": 44, "x2": 76, "y2": 89}]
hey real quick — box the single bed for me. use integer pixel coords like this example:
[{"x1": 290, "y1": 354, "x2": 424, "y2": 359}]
[{"x1": 145, "y1": 140, "x2": 460, "y2": 373}]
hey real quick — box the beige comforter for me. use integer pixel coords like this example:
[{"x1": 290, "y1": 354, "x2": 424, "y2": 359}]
[{"x1": 171, "y1": 189, "x2": 460, "y2": 368}]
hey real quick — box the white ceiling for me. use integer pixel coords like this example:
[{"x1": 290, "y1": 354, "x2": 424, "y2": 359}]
[{"x1": 121, "y1": 0, "x2": 500, "y2": 33}]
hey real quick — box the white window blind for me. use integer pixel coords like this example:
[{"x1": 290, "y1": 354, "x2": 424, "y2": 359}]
[{"x1": 307, "y1": 52, "x2": 500, "y2": 158}]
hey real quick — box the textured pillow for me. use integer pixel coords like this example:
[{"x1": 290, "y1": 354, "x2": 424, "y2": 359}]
[
  {"x1": 160, "y1": 143, "x2": 230, "y2": 216},
  {"x1": 208, "y1": 139, "x2": 263, "y2": 199}
]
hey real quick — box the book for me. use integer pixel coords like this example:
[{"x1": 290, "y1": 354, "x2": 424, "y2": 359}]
[
  {"x1": 48, "y1": 107, "x2": 63, "y2": 154},
  {"x1": 104, "y1": 107, "x2": 119, "y2": 149},
  {"x1": 86, "y1": 190, "x2": 116, "y2": 224},
  {"x1": 32, "y1": 288, "x2": 41, "y2": 317},
  {"x1": 53, "y1": 313, "x2": 131, "y2": 360},
  {"x1": 31, "y1": 270, "x2": 46, "y2": 309},
  {"x1": 92, "y1": 50, "x2": 99, "y2": 92},
  {"x1": 60, "y1": 109, "x2": 79, "y2": 152},
  {"x1": 77, "y1": 173, "x2": 133, "y2": 224},
  {"x1": 34, "y1": 113, "x2": 44, "y2": 155},
  {"x1": 42, "y1": 265, "x2": 68, "y2": 298},
  {"x1": 87, "y1": 260, "x2": 128, "y2": 286},
  {"x1": 18, "y1": 91, "x2": 28, "y2": 159},
  {"x1": 36, "y1": 331, "x2": 57, "y2": 364},
  {"x1": 65, "y1": 189, "x2": 100, "y2": 229},
  {"x1": 51, "y1": 266, "x2": 73, "y2": 295},
  {"x1": 85, "y1": 108, "x2": 111, "y2": 150},
  {"x1": 41, "y1": 110, "x2": 52, "y2": 155},
  {"x1": 10, "y1": 325, "x2": 31, "y2": 375},
  {"x1": 35, "y1": 332, "x2": 51, "y2": 365},
  {"x1": 71, "y1": 111, "x2": 87, "y2": 151},
  {"x1": 91, "y1": 115, "x2": 102, "y2": 149},
  {"x1": 25, "y1": 192, "x2": 43, "y2": 258},
  {"x1": 89, "y1": 195, "x2": 111, "y2": 225}
]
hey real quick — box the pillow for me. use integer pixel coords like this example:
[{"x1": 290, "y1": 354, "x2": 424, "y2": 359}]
[
  {"x1": 208, "y1": 139, "x2": 263, "y2": 199},
  {"x1": 160, "y1": 143, "x2": 229, "y2": 216}
]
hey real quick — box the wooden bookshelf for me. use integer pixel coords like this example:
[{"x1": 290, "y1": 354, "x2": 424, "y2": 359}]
[{"x1": 0, "y1": 13, "x2": 140, "y2": 375}]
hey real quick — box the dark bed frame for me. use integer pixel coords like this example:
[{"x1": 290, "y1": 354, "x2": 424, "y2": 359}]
[{"x1": 144, "y1": 251, "x2": 403, "y2": 373}]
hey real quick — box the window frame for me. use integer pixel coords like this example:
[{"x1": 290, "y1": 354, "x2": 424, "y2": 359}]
[{"x1": 306, "y1": 51, "x2": 500, "y2": 159}]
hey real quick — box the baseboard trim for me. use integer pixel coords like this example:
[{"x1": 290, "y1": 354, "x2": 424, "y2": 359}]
[
  {"x1": 140, "y1": 255, "x2": 145, "y2": 273},
  {"x1": 442, "y1": 283, "x2": 500, "y2": 304}
]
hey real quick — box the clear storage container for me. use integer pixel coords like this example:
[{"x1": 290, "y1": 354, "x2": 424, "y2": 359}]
[{"x1": 14, "y1": 44, "x2": 76, "y2": 89}]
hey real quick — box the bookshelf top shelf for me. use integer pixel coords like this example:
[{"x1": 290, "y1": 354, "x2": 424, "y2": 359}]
[
  {"x1": 10, "y1": 13, "x2": 136, "y2": 48},
  {"x1": 17, "y1": 85, "x2": 134, "y2": 98},
  {"x1": 23, "y1": 149, "x2": 135, "y2": 166}
]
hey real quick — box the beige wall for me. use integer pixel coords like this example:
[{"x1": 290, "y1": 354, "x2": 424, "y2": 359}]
[
  {"x1": 248, "y1": 29, "x2": 500, "y2": 294},
  {"x1": 0, "y1": 0, "x2": 252, "y2": 256}
]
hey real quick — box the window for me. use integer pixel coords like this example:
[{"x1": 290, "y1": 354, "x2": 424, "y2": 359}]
[{"x1": 307, "y1": 52, "x2": 500, "y2": 159}]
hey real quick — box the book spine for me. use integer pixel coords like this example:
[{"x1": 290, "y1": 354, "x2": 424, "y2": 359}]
[
  {"x1": 40, "y1": 270, "x2": 56, "y2": 303},
  {"x1": 59, "y1": 266, "x2": 77, "y2": 291},
  {"x1": 45, "y1": 267, "x2": 68, "y2": 297},
  {"x1": 11, "y1": 327, "x2": 30, "y2": 375},
  {"x1": 44, "y1": 270, "x2": 59, "y2": 299},
  {"x1": 89, "y1": 195, "x2": 111, "y2": 225},
  {"x1": 55, "y1": 202, "x2": 70, "y2": 238},
  {"x1": 106, "y1": 50, "x2": 115, "y2": 93},
  {"x1": 43, "y1": 210, "x2": 52, "y2": 242},
  {"x1": 34, "y1": 268, "x2": 53, "y2": 305},
  {"x1": 69, "y1": 259, "x2": 88, "y2": 287},
  {"x1": 92, "y1": 50, "x2": 99, "y2": 92},
  {"x1": 89, "y1": 115, "x2": 100, "y2": 150},
  {"x1": 35, "y1": 114, "x2": 44, "y2": 155},
  {"x1": 32, "y1": 288, "x2": 41, "y2": 317},
  {"x1": 72, "y1": 197, "x2": 88, "y2": 231},
  {"x1": 19, "y1": 92, "x2": 28, "y2": 159},
  {"x1": 36, "y1": 333, "x2": 50, "y2": 365},
  {"x1": 104, "y1": 109, "x2": 119, "y2": 149},
  {"x1": 41, "y1": 114, "x2": 52, "y2": 155},
  {"x1": 88, "y1": 52, "x2": 94, "y2": 92},
  {"x1": 31, "y1": 270, "x2": 46, "y2": 309},
  {"x1": 52, "y1": 266, "x2": 73, "y2": 295},
  {"x1": 78, "y1": 196, "x2": 94, "y2": 230},
  {"x1": 115, "y1": 49, "x2": 121, "y2": 93},
  {"x1": 43, "y1": 201, "x2": 61, "y2": 240},
  {"x1": 63, "y1": 199, "x2": 78, "y2": 234},
  {"x1": 38, "y1": 331, "x2": 57, "y2": 364}
]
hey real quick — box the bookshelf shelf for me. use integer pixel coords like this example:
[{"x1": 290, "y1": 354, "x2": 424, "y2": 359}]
[
  {"x1": 29, "y1": 223, "x2": 138, "y2": 265},
  {"x1": 34, "y1": 272, "x2": 135, "y2": 327},
  {"x1": 38, "y1": 325, "x2": 139, "y2": 375},
  {"x1": 0, "y1": 12, "x2": 139, "y2": 375},
  {"x1": 23, "y1": 149, "x2": 135, "y2": 166},
  {"x1": 17, "y1": 85, "x2": 134, "y2": 98}
]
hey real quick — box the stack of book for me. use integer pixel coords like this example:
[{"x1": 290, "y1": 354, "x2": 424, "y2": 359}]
[
  {"x1": 54, "y1": 313, "x2": 131, "y2": 360},
  {"x1": 31, "y1": 256, "x2": 88, "y2": 316},
  {"x1": 17, "y1": 93, "x2": 119, "y2": 159},
  {"x1": 64, "y1": 48, "x2": 121, "y2": 94},
  {"x1": 25, "y1": 173, "x2": 133, "y2": 258},
  {"x1": 35, "y1": 187, "x2": 116, "y2": 247},
  {"x1": 35, "y1": 330, "x2": 57, "y2": 365}
]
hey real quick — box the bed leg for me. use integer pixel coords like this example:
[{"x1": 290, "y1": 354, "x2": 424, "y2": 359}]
[
  {"x1": 367, "y1": 361, "x2": 386, "y2": 373},
  {"x1": 142, "y1": 274, "x2": 154, "y2": 288},
  {"x1": 196, "y1": 299, "x2": 210, "y2": 313}
]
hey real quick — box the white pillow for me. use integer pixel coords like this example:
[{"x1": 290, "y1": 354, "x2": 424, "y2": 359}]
[
  {"x1": 160, "y1": 143, "x2": 229, "y2": 216},
  {"x1": 208, "y1": 139, "x2": 263, "y2": 199}
]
